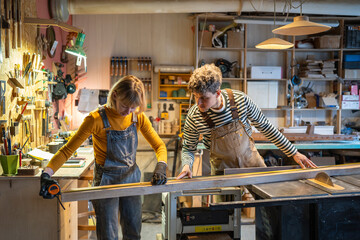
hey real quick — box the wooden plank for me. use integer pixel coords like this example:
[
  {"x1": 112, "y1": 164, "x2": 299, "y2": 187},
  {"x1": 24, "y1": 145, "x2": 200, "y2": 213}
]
[
  {"x1": 62, "y1": 164, "x2": 360, "y2": 202},
  {"x1": 252, "y1": 132, "x2": 357, "y2": 141},
  {"x1": 224, "y1": 166, "x2": 300, "y2": 175}
]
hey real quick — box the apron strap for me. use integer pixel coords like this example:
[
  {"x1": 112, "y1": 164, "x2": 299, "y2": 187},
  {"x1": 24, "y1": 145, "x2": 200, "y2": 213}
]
[
  {"x1": 199, "y1": 111, "x2": 215, "y2": 128},
  {"x1": 225, "y1": 89, "x2": 239, "y2": 120},
  {"x1": 98, "y1": 106, "x2": 111, "y2": 129}
]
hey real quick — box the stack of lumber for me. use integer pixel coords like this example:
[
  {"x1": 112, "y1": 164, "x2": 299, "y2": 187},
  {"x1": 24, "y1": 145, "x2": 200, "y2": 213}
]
[
  {"x1": 299, "y1": 59, "x2": 324, "y2": 79},
  {"x1": 321, "y1": 60, "x2": 338, "y2": 78},
  {"x1": 299, "y1": 57, "x2": 338, "y2": 79}
]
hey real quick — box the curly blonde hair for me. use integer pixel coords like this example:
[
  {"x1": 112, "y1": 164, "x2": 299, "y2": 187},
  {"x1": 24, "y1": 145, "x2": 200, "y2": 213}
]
[
  {"x1": 188, "y1": 64, "x2": 222, "y2": 94},
  {"x1": 107, "y1": 75, "x2": 146, "y2": 113}
]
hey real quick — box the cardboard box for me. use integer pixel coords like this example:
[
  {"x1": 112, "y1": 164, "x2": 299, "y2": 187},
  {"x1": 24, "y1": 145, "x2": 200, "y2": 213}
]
[
  {"x1": 305, "y1": 93, "x2": 317, "y2": 108},
  {"x1": 344, "y1": 69, "x2": 360, "y2": 79},
  {"x1": 247, "y1": 81, "x2": 278, "y2": 108},
  {"x1": 342, "y1": 101, "x2": 360, "y2": 109},
  {"x1": 320, "y1": 97, "x2": 338, "y2": 108},
  {"x1": 227, "y1": 31, "x2": 244, "y2": 48},
  {"x1": 198, "y1": 31, "x2": 212, "y2": 47},
  {"x1": 314, "y1": 35, "x2": 341, "y2": 49},
  {"x1": 249, "y1": 66, "x2": 282, "y2": 79},
  {"x1": 342, "y1": 95, "x2": 360, "y2": 101}
]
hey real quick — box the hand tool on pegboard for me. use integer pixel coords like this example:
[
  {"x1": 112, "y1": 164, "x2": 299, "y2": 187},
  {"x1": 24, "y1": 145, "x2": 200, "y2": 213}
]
[
  {"x1": 11, "y1": 0, "x2": 17, "y2": 49},
  {"x1": 124, "y1": 57, "x2": 128, "y2": 75},
  {"x1": 0, "y1": 81, "x2": 6, "y2": 115},
  {"x1": 110, "y1": 57, "x2": 115, "y2": 77},
  {"x1": 148, "y1": 57, "x2": 152, "y2": 71},
  {"x1": 119, "y1": 57, "x2": 122, "y2": 76},
  {"x1": 0, "y1": 2, "x2": 3, "y2": 63},
  {"x1": 16, "y1": 0, "x2": 21, "y2": 48},
  {"x1": 115, "y1": 57, "x2": 119, "y2": 76},
  {"x1": 3, "y1": 0, "x2": 11, "y2": 58}
]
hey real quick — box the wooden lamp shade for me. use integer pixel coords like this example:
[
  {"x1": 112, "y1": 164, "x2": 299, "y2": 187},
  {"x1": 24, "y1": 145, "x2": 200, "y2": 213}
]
[
  {"x1": 272, "y1": 16, "x2": 331, "y2": 36},
  {"x1": 255, "y1": 37, "x2": 294, "y2": 49}
]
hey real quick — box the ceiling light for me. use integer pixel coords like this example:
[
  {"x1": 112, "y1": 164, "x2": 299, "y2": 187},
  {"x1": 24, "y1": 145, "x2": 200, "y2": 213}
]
[
  {"x1": 272, "y1": 16, "x2": 331, "y2": 36},
  {"x1": 255, "y1": 0, "x2": 294, "y2": 50},
  {"x1": 256, "y1": 37, "x2": 294, "y2": 49}
]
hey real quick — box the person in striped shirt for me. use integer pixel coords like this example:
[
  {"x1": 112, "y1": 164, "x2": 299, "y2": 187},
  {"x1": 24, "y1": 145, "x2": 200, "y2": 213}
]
[{"x1": 177, "y1": 64, "x2": 317, "y2": 179}]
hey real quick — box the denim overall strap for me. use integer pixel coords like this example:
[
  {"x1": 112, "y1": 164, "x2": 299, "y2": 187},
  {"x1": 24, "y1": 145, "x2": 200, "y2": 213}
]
[
  {"x1": 98, "y1": 106, "x2": 111, "y2": 129},
  {"x1": 92, "y1": 110, "x2": 141, "y2": 240}
]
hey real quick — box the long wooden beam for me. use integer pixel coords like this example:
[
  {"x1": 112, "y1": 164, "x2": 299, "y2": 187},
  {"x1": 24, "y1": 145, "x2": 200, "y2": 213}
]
[{"x1": 62, "y1": 164, "x2": 360, "y2": 202}]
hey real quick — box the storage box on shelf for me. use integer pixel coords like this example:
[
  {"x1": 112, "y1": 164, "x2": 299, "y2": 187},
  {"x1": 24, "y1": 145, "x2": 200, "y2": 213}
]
[
  {"x1": 158, "y1": 71, "x2": 192, "y2": 100},
  {"x1": 314, "y1": 35, "x2": 341, "y2": 49}
]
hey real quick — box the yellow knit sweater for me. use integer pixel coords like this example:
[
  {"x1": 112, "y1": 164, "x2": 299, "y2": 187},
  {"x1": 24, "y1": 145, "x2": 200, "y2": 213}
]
[{"x1": 47, "y1": 106, "x2": 167, "y2": 172}]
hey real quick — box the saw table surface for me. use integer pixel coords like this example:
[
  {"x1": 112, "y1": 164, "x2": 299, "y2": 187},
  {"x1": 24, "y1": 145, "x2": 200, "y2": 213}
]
[
  {"x1": 248, "y1": 173, "x2": 360, "y2": 240},
  {"x1": 250, "y1": 181, "x2": 328, "y2": 199},
  {"x1": 251, "y1": 174, "x2": 360, "y2": 198}
]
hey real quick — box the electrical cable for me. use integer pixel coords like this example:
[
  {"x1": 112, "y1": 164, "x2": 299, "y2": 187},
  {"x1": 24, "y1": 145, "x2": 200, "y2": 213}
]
[{"x1": 198, "y1": 13, "x2": 208, "y2": 65}]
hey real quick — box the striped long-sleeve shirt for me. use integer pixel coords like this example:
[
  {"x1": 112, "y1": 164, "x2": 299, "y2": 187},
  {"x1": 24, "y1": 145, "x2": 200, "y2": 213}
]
[{"x1": 181, "y1": 89, "x2": 297, "y2": 168}]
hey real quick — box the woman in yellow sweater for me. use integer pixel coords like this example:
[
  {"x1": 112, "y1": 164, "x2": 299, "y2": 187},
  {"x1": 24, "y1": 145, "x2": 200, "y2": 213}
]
[{"x1": 39, "y1": 75, "x2": 167, "y2": 240}]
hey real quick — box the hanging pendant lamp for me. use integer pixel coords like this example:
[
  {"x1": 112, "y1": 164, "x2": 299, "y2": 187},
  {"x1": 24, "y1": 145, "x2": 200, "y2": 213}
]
[
  {"x1": 272, "y1": 16, "x2": 331, "y2": 36},
  {"x1": 255, "y1": 0, "x2": 294, "y2": 49},
  {"x1": 256, "y1": 37, "x2": 294, "y2": 49}
]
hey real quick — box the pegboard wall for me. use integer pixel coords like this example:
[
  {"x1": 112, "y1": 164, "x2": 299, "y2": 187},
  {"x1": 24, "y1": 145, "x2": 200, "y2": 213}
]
[{"x1": 0, "y1": 0, "x2": 73, "y2": 154}]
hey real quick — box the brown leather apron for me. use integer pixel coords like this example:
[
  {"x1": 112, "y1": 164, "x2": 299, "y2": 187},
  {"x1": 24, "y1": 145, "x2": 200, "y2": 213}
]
[{"x1": 200, "y1": 89, "x2": 266, "y2": 175}]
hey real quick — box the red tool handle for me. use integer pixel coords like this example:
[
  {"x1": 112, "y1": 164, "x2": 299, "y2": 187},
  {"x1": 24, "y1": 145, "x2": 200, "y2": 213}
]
[
  {"x1": 20, "y1": 102, "x2": 28, "y2": 115},
  {"x1": 19, "y1": 149, "x2": 22, "y2": 167}
]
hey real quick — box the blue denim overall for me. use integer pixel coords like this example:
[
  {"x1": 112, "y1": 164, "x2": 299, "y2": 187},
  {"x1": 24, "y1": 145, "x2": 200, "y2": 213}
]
[{"x1": 92, "y1": 107, "x2": 142, "y2": 240}]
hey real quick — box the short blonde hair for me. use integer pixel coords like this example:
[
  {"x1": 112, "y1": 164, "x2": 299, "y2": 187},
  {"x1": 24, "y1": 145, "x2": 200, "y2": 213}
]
[
  {"x1": 188, "y1": 64, "x2": 222, "y2": 94},
  {"x1": 107, "y1": 75, "x2": 146, "y2": 113}
]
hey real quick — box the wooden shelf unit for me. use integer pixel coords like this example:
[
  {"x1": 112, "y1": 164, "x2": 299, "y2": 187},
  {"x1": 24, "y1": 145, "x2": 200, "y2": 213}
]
[
  {"x1": 194, "y1": 14, "x2": 360, "y2": 133},
  {"x1": 158, "y1": 71, "x2": 192, "y2": 100}
]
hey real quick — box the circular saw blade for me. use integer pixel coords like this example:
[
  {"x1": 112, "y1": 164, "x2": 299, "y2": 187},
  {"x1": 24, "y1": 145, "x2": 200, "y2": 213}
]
[{"x1": 315, "y1": 171, "x2": 334, "y2": 187}]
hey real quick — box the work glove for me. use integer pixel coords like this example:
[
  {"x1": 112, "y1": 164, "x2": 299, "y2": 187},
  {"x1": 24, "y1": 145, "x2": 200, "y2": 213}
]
[
  {"x1": 39, "y1": 171, "x2": 61, "y2": 199},
  {"x1": 151, "y1": 162, "x2": 167, "y2": 185}
]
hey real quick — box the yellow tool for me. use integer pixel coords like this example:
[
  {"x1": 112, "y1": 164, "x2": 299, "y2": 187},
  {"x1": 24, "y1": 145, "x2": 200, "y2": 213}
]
[{"x1": 161, "y1": 103, "x2": 169, "y2": 120}]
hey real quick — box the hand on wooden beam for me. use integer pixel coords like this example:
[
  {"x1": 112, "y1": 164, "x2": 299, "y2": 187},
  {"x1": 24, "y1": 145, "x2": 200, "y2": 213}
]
[
  {"x1": 176, "y1": 164, "x2": 192, "y2": 179},
  {"x1": 151, "y1": 162, "x2": 167, "y2": 185},
  {"x1": 293, "y1": 152, "x2": 318, "y2": 169}
]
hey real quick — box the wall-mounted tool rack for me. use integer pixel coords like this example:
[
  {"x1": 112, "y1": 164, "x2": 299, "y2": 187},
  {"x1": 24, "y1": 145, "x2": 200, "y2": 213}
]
[{"x1": 110, "y1": 56, "x2": 153, "y2": 110}]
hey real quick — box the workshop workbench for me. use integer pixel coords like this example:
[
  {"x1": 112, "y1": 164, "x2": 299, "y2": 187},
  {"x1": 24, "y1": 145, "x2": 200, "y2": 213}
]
[
  {"x1": 255, "y1": 141, "x2": 360, "y2": 150},
  {"x1": 0, "y1": 147, "x2": 94, "y2": 240}
]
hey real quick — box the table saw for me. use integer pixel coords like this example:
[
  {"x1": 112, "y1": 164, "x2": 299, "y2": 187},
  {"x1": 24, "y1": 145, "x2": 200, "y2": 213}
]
[{"x1": 211, "y1": 172, "x2": 360, "y2": 240}]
